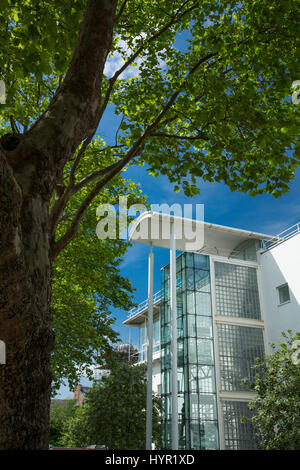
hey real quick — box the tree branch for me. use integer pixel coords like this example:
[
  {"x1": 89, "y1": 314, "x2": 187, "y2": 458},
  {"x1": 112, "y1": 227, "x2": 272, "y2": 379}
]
[
  {"x1": 9, "y1": 115, "x2": 19, "y2": 134},
  {"x1": 150, "y1": 132, "x2": 209, "y2": 141},
  {"x1": 98, "y1": 0, "x2": 199, "y2": 121},
  {"x1": 27, "y1": 0, "x2": 118, "y2": 174},
  {"x1": 50, "y1": 144, "x2": 123, "y2": 242},
  {"x1": 71, "y1": 160, "x2": 123, "y2": 195},
  {"x1": 114, "y1": 0, "x2": 129, "y2": 25}
]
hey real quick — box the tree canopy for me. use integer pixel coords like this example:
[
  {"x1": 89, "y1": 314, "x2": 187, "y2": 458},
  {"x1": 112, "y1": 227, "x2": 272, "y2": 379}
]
[
  {"x1": 59, "y1": 363, "x2": 161, "y2": 450},
  {"x1": 50, "y1": 399, "x2": 76, "y2": 447},
  {"x1": 1, "y1": 0, "x2": 299, "y2": 202}
]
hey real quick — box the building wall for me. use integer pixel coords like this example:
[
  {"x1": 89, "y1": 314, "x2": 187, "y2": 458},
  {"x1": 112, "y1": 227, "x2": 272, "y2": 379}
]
[
  {"x1": 258, "y1": 232, "x2": 300, "y2": 350},
  {"x1": 152, "y1": 358, "x2": 161, "y2": 395}
]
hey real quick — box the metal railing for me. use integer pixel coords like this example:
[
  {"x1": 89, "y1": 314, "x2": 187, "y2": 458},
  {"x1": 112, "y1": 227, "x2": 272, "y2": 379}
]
[
  {"x1": 127, "y1": 278, "x2": 182, "y2": 319},
  {"x1": 262, "y1": 221, "x2": 300, "y2": 251},
  {"x1": 127, "y1": 289, "x2": 164, "y2": 319}
]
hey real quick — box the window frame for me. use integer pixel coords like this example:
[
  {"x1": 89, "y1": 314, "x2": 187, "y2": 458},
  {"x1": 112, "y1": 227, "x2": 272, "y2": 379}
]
[{"x1": 277, "y1": 283, "x2": 291, "y2": 306}]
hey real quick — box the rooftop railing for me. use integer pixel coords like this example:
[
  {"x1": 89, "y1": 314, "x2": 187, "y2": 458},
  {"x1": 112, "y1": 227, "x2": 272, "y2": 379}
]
[{"x1": 262, "y1": 221, "x2": 300, "y2": 252}]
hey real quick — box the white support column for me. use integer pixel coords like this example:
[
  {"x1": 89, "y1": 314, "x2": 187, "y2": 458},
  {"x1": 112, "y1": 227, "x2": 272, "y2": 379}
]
[
  {"x1": 146, "y1": 244, "x2": 154, "y2": 450},
  {"x1": 209, "y1": 257, "x2": 225, "y2": 450},
  {"x1": 170, "y1": 223, "x2": 178, "y2": 450}
]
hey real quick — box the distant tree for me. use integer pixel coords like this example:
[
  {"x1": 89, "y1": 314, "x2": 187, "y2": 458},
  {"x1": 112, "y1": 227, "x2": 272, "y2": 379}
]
[
  {"x1": 248, "y1": 330, "x2": 300, "y2": 450},
  {"x1": 60, "y1": 363, "x2": 161, "y2": 450},
  {"x1": 50, "y1": 400, "x2": 76, "y2": 447}
]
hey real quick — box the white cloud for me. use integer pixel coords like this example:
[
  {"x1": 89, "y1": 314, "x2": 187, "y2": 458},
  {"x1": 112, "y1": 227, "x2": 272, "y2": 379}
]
[{"x1": 104, "y1": 36, "x2": 166, "y2": 80}]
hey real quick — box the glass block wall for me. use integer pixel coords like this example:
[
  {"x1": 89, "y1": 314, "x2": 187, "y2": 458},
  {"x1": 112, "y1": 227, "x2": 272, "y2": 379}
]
[
  {"x1": 214, "y1": 261, "x2": 264, "y2": 449},
  {"x1": 217, "y1": 324, "x2": 264, "y2": 392},
  {"x1": 161, "y1": 252, "x2": 219, "y2": 450},
  {"x1": 214, "y1": 262, "x2": 261, "y2": 319},
  {"x1": 222, "y1": 401, "x2": 257, "y2": 450}
]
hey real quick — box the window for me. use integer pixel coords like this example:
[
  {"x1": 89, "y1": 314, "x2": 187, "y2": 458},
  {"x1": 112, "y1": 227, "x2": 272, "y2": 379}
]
[
  {"x1": 277, "y1": 283, "x2": 290, "y2": 305},
  {"x1": 217, "y1": 324, "x2": 264, "y2": 392},
  {"x1": 222, "y1": 401, "x2": 257, "y2": 450},
  {"x1": 214, "y1": 262, "x2": 261, "y2": 320}
]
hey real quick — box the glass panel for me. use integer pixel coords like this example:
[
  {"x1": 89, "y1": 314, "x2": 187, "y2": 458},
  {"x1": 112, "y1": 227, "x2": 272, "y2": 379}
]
[
  {"x1": 153, "y1": 318, "x2": 160, "y2": 351},
  {"x1": 196, "y1": 316, "x2": 213, "y2": 338},
  {"x1": 215, "y1": 262, "x2": 261, "y2": 319},
  {"x1": 177, "y1": 316, "x2": 184, "y2": 339},
  {"x1": 194, "y1": 269, "x2": 211, "y2": 292},
  {"x1": 176, "y1": 255, "x2": 182, "y2": 273},
  {"x1": 195, "y1": 292, "x2": 212, "y2": 316},
  {"x1": 161, "y1": 370, "x2": 171, "y2": 395},
  {"x1": 201, "y1": 421, "x2": 219, "y2": 450},
  {"x1": 223, "y1": 401, "x2": 257, "y2": 450},
  {"x1": 187, "y1": 290, "x2": 195, "y2": 314},
  {"x1": 190, "y1": 420, "x2": 202, "y2": 449},
  {"x1": 218, "y1": 324, "x2": 264, "y2": 391},
  {"x1": 194, "y1": 253, "x2": 210, "y2": 271},
  {"x1": 178, "y1": 339, "x2": 184, "y2": 368},
  {"x1": 199, "y1": 394, "x2": 217, "y2": 421},
  {"x1": 161, "y1": 324, "x2": 170, "y2": 347},
  {"x1": 186, "y1": 268, "x2": 195, "y2": 290},
  {"x1": 197, "y1": 338, "x2": 214, "y2": 365},
  {"x1": 178, "y1": 366, "x2": 185, "y2": 393},
  {"x1": 189, "y1": 394, "x2": 200, "y2": 420},
  {"x1": 188, "y1": 337, "x2": 197, "y2": 363},
  {"x1": 197, "y1": 365, "x2": 216, "y2": 393},
  {"x1": 187, "y1": 314, "x2": 196, "y2": 337},
  {"x1": 185, "y1": 252, "x2": 194, "y2": 268}
]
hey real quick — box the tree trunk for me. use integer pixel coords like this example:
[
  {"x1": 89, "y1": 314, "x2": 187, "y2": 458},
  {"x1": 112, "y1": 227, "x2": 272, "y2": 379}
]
[
  {"x1": 0, "y1": 145, "x2": 54, "y2": 449},
  {"x1": 0, "y1": 0, "x2": 117, "y2": 449}
]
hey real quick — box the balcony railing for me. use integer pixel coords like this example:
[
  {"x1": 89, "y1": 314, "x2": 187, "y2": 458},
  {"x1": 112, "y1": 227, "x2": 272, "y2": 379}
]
[
  {"x1": 127, "y1": 278, "x2": 182, "y2": 320},
  {"x1": 127, "y1": 289, "x2": 164, "y2": 319},
  {"x1": 262, "y1": 221, "x2": 300, "y2": 252}
]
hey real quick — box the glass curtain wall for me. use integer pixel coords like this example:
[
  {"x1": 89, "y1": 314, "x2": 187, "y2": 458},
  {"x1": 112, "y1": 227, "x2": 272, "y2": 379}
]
[{"x1": 161, "y1": 253, "x2": 219, "y2": 450}]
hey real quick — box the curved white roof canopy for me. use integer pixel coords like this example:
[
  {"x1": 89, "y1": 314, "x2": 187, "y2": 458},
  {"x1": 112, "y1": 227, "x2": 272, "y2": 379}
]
[{"x1": 129, "y1": 211, "x2": 275, "y2": 257}]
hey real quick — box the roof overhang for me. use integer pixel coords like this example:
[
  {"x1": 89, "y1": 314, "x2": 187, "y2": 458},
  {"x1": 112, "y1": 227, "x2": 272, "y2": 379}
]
[{"x1": 129, "y1": 211, "x2": 275, "y2": 257}]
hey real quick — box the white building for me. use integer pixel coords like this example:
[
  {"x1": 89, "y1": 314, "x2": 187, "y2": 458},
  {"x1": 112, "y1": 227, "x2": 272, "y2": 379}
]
[{"x1": 123, "y1": 213, "x2": 300, "y2": 450}]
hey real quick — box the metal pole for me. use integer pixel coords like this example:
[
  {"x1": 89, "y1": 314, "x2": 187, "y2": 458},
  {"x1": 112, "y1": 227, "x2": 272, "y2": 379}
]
[
  {"x1": 146, "y1": 244, "x2": 154, "y2": 450},
  {"x1": 128, "y1": 328, "x2": 131, "y2": 362},
  {"x1": 170, "y1": 223, "x2": 178, "y2": 450}
]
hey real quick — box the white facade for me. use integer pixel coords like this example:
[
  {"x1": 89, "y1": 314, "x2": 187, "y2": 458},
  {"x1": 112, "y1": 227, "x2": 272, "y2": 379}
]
[
  {"x1": 259, "y1": 231, "x2": 300, "y2": 349},
  {"x1": 151, "y1": 355, "x2": 161, "y2": 395}
]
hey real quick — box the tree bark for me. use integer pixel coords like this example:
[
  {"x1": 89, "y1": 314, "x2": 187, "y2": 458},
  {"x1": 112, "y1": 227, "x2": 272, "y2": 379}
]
[
  {"x1": 0, "y1": 145, "x2": 54, "y2": 449},
  {"x1": 0, "y1": 0, "x2": 117, "y2": 449}
]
